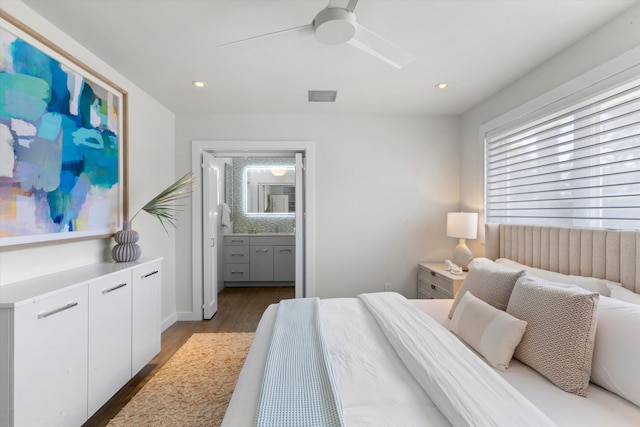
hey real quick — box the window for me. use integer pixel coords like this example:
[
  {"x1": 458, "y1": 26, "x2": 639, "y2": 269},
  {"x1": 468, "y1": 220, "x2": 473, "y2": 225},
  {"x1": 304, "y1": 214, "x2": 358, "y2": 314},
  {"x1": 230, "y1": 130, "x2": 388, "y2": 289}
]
[{"x1": 484, "y1": 68, "x2": 640, "y2": 230}]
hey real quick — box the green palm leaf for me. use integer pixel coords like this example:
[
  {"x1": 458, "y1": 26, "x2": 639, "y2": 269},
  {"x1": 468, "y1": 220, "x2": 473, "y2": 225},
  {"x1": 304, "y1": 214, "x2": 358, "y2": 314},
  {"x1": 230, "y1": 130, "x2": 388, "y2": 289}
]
[{"x1": 130, "y1": 172, "x2": 195, "y2": 234}]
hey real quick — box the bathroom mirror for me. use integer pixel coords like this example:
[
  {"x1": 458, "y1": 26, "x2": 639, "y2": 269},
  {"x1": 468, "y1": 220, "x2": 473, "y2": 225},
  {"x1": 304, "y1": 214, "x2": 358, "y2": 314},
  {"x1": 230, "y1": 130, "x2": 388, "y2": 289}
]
[{"x1": 245, "y1": 166, "x2": 295, "y2": 214}]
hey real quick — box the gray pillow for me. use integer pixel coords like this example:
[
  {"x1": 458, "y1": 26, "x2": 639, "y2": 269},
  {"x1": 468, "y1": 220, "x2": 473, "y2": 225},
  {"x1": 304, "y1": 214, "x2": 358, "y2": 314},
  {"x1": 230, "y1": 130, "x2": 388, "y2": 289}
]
[
  {"x1": 448, "y1": 264, "x2": 525, "y2": 319},
  {"x1": 507, "y1": 274, "x2": 599, "y2": 397}
]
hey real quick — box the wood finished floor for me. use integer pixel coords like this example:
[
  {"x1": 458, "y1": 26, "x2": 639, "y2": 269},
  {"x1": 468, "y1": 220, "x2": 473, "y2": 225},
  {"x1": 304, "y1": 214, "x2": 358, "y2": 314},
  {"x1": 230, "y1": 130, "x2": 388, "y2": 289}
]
[{"x1": 83, "y1": 286, "x2": 295, "y2": 427}]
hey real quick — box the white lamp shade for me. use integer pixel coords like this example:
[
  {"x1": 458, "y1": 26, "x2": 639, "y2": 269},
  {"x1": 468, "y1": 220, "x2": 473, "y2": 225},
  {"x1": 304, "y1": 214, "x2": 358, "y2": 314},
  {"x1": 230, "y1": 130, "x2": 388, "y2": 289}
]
[{"x1": 447, "y1": 212, "x2": 478, "y2": 239}]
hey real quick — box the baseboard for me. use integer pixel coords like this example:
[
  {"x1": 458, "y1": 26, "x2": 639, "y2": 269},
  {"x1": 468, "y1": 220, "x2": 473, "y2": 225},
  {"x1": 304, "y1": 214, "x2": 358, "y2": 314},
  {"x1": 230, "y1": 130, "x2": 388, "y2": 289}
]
[
  {"x1": 225, "y1": 282, "x2": 295, "y2": 288},
  {"x1": 177, "y1": 311, "x2": 202, "y2": 321},
  {"x1": 161, "y1": 312, "x2": 178, "y2": 332}
]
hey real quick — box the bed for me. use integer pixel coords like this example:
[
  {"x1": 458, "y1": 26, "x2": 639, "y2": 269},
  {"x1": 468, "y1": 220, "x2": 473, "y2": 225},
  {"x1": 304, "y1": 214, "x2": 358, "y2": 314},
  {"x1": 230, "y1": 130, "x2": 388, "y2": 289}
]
[{"x1": 222, "y1": 224, "x2": 640, "y2": 426}]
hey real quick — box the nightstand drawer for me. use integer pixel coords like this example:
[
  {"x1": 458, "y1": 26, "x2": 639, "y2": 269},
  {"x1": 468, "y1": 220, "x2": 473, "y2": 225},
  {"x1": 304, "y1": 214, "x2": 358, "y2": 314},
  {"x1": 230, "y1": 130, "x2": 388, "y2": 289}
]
[
  {"x1": 419, "y1": 269, "x2": 453, "y2": 295},
  {"x1": 418, "y1": 279, "x2": 453, "y2": 298},
  {"x1": 418, "y1": 280, "x2": 452, "y2": 299},
  {"x1": 417, "y1": 263, "x2": 466, "y2": 300}
]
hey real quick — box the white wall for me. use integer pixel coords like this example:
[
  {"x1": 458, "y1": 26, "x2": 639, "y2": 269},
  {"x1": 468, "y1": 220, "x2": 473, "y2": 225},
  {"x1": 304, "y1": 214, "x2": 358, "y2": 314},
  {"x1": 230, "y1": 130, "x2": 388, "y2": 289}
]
[
  {"x1": 0, "y1": 1, "x2": 178, "y2": 328},
  {"x1": 175, "y1": 114, "x2": 460, "y2": 313},
  {"x1": 459, "y1": 3, "x2": 640, "y2": 257}
]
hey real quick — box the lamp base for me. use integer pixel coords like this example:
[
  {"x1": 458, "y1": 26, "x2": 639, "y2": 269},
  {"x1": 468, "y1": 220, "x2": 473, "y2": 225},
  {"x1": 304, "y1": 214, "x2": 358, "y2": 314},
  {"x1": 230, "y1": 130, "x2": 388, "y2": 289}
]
[{"x1": 452, "y1": 238, "x2": 474, "y2": 271}]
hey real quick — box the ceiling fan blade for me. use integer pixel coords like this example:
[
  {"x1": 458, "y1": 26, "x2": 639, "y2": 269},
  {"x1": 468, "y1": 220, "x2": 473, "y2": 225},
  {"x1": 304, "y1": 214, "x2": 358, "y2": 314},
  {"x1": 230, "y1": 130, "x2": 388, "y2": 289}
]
[
  {"x1": 218, "y1": 24, "x2": 313, "y2": 48},
  {"x1": 327, "y1": 0, "x2": 358, "y2": 11},
  {"x1": 348, "y1": 24, "x2": 416, "y2": 69}
]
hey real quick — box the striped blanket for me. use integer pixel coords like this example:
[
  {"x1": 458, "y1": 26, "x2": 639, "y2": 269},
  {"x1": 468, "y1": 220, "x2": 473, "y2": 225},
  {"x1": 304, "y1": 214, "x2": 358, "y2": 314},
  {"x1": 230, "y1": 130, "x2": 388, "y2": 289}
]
[{"x1": 255, "y1": 297, "x2": 345, "y2": 427}]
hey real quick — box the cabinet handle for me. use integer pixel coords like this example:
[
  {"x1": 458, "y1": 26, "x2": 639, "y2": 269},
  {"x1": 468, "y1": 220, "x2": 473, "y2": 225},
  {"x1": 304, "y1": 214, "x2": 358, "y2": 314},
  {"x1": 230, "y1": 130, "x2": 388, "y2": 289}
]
[
  {"x1": 431, "y1": 284, "x2": 436, "y2": 290},
  {"x1": 255, "y1": 248, "x2": 269, "y2": 253},
  {"x1": 37, "y1": 302, "x2": 78, "y2": 319},
  {"x1": 231, "y1": 271, "x2": 244, "y2": 275},
  {"x1": 231, "y1": 253, "x2": 244, "y2": 256},
  {"x1": 231, "y1": 239, "x2": 244, "y2": 243},
  {"x1": 141, "y1": 270, "x2": 159, "y2": 279},
  {"x1": 279, "y1": 249, "x2": 292, "y2": 252},
  {"x1": 102, "y1": 282, "x2": 128, "y2": 294},
  {"x1": 430, "y1": 271, "x2": 436, "y2": 277}
]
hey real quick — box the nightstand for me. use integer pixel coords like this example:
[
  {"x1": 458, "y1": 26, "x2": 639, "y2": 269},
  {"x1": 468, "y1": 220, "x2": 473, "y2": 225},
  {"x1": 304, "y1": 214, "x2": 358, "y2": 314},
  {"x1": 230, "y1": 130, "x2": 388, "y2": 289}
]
[{"x1": 417, "y1": 262, "x2": 467, "y2": 299}]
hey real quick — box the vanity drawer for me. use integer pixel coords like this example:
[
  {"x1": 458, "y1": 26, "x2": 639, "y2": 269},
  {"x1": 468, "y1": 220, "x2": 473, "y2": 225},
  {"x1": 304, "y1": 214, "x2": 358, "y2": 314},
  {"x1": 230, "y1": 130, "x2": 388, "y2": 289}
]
[
  {"x1": 225, "y1": 246, "x2": 249, "y2": 263},
  {"x1": 224, "y1": 236, "x2": 250, "y2": 246},
  {"x1": 224, "y1": 264, "x2": 250, "y2": 281}
]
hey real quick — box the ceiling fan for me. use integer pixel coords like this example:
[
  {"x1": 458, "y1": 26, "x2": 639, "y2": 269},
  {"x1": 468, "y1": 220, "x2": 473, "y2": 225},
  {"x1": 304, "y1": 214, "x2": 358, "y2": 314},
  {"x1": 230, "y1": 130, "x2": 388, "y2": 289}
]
[{"x1": 219, "y1": 0, "x2": 416, "y2": 69}]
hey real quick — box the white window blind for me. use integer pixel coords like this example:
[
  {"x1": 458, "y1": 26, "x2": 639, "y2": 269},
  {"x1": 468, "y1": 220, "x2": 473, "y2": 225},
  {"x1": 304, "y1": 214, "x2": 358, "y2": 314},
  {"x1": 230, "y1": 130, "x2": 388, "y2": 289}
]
[{"x1": 485, "y1": 72, "x2": 640, "y2": 230}]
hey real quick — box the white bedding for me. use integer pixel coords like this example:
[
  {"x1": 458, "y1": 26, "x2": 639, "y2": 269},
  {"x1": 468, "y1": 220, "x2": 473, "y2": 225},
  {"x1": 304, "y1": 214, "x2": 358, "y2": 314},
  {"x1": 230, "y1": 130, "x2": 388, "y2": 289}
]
[{"x1": 223, "y1": 297, "x2": 640, "y2": 427}]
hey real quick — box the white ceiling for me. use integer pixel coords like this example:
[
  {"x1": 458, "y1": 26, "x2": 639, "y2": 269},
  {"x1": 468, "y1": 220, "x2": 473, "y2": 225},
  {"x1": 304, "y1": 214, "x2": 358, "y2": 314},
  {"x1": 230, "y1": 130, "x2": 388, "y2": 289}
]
[{"x1": 21, "y1": 0, "x2": 638, "y2": 116}]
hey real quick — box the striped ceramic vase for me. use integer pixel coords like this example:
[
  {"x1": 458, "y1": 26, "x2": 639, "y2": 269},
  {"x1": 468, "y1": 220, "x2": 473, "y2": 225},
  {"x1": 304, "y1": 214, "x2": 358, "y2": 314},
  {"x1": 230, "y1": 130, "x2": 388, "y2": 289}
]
[{"x1": 112, "y1": 221, "x2": 142, "y2": 262}]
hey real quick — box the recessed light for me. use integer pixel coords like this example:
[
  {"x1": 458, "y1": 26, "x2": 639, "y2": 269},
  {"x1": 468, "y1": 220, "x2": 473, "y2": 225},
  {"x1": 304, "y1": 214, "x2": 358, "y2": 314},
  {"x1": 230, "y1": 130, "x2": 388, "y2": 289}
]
[
  {"x1": 435, "y1": 83, "x2": 449, "y2": 90},
  {"x1": 192, "y1": 81, "x2": 207, "y2": 88},
  {"x1": 308, "y1": 90, "x2": 337, "y2": 102}
]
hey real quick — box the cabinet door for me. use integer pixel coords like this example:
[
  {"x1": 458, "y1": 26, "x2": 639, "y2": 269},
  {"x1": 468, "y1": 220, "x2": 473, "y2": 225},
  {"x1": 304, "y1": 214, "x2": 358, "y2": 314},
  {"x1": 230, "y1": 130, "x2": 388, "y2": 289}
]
[
  {"x1": 88, "y1": 271, "x2": 132, "y2": 415},
  {"x1": 13, "y1": 285, "x2": 89, "y2": 427},
  {"x1": 131, "y1": 261, "x2": 162, "y2": 374},
  {"x1": 274, "y1": 245, "x2": 295, "y2": 281},
  {"x1": 250, "y1": 245, "x2": 273, "y2": 281}
]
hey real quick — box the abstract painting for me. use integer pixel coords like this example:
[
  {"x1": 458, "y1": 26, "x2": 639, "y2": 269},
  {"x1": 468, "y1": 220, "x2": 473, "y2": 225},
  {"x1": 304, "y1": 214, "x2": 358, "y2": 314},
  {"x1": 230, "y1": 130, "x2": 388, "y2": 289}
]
[{"x1": 0, "y1": 13, "x2": 127, "y2": 247}]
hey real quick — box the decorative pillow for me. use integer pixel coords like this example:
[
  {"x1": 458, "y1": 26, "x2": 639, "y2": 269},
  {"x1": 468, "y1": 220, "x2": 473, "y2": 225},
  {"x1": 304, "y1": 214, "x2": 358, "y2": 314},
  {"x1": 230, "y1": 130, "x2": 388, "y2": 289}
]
[
  {"x1": 448, "y1": 264, "x2": 525, "y2": 319},
  {"x1": 506, "y1": 274, "x2": 599, "y2": 397},
  {"x1": 609, "y1": 286, "x2": 640, "y2": 305},
  {"x1": 450, "y1": 291, "x2": 527, "y2": 372},
  {"x1": 590, "y1": 296, "x2": 640, "y2": 407},
  {"x1": 495, "y1": 258, "x2": 619, "y2": 297}
]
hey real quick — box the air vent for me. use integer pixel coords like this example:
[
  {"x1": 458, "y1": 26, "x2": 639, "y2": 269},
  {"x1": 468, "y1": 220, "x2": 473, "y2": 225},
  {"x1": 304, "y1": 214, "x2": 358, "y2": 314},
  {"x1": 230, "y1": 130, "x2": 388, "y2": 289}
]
[{"x1": 308, "y1": 90, "x2": 337, "y2": 102}]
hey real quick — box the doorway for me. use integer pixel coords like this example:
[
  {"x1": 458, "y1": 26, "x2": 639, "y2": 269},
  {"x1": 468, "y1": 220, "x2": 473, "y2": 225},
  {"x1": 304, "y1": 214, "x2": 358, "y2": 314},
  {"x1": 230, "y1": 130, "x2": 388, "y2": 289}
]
[{"x1": 191, "y1": 140, "x2": 315, "y2": 321}]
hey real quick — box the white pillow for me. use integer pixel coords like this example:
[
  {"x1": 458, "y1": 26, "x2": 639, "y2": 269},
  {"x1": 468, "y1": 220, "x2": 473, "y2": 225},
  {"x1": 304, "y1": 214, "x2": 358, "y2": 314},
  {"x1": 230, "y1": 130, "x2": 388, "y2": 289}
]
[
  {"x1": 450, "y1": 291, "x2": 527, "y2": 372},
  {"x1": 507, "y1": 274, "x2": 599, "y2": 397},
  {"x1": 467, "y1": 257, "x2": 504, "y2": 270},
  {"x1": 609, "y1": 286, "x2": 640, "y2": 305},
  {"x1": 590, "y1": 296, "x2": 640, "y2": 407},
  {"x1": 495, "y1": 258, "x2": 619, "y2": 297}
]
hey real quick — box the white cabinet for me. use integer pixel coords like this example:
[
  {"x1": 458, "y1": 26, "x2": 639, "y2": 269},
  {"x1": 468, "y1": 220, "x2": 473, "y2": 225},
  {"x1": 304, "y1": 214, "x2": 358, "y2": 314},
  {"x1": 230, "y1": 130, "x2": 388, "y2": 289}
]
[
  {"x1": 13, "y1": 285, "x2": 89, "y2": 427},
  {"x1": 88, "y1": 271, "x2": 132, "y2": 415},
  {"x1": 132, "y1": 261, "x2": 161, "y2": 374},
  {"x1": 0, "y1": 258, "x2": 162, "y2": 427}
]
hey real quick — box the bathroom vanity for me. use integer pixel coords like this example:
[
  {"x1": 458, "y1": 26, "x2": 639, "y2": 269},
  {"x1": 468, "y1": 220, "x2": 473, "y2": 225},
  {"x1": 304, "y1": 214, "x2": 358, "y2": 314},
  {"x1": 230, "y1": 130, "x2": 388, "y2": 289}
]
[{"x1": 224, "y1": 234, "x2": 295, "y2": 285}]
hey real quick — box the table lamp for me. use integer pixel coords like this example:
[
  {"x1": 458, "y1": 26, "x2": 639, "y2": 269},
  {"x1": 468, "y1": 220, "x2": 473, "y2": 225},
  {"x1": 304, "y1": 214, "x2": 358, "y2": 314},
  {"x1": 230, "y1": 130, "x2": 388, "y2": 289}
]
[{"x1": 447, "y1": 212, "x2": 478, "y2": 271}]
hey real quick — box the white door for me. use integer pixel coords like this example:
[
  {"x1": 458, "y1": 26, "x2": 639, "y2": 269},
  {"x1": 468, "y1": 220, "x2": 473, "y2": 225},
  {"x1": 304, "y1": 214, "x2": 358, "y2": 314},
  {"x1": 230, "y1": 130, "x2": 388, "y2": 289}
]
[
  {"x1": 295, "y1": 152, "x2": 305, "y2": 298},
  {"x1": 202, "y1": 152, "x2": 219, "y2": 319}
]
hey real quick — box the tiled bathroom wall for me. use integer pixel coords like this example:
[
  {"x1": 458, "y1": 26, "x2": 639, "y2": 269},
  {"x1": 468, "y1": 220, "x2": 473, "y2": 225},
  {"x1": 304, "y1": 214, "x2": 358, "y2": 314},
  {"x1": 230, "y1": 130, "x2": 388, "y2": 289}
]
[{"x1": 229, "y1": 157, "x2": 296, "y2": 234}]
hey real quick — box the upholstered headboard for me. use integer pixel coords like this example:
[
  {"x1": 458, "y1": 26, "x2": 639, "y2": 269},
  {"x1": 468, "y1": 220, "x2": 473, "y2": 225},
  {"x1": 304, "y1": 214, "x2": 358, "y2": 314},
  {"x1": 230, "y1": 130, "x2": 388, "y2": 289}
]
[{"x1": 485, "y1": 223, "x2": 640, "y2": 294}]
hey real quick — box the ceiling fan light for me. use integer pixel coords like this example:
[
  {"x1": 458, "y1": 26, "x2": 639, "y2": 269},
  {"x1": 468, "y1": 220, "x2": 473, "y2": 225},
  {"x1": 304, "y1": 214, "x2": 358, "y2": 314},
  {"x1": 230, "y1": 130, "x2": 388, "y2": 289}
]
[
  {"x1": 314, "y1": 8, "x2": 356, "y2": 44},
  {"x1": 271, "y1": 169, "x2": 287, "y2": 177}
]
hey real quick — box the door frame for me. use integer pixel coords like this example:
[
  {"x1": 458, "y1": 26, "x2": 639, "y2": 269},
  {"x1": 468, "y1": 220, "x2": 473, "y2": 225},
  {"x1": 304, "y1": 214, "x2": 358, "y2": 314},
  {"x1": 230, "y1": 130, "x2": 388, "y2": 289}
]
[{"x1": 190, "y1": 140, "x2": 315, "y2": 320}]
